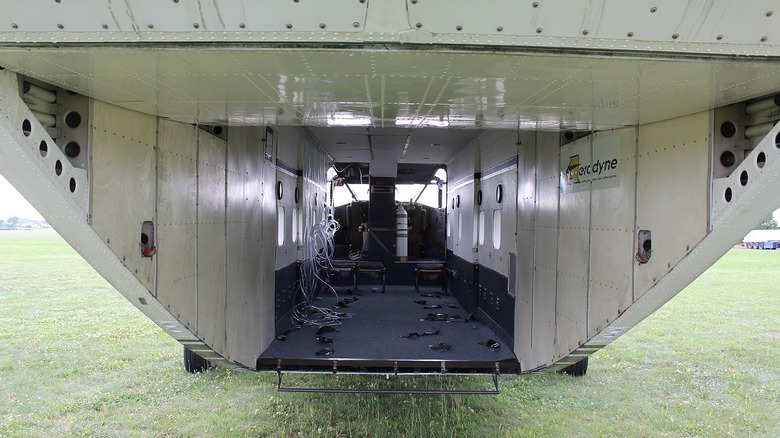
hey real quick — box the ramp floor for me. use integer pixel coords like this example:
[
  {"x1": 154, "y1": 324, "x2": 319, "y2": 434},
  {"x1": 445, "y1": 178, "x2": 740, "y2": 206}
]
[{"x1": 258, "y1": 285, "x2": 517, "y2": 373}]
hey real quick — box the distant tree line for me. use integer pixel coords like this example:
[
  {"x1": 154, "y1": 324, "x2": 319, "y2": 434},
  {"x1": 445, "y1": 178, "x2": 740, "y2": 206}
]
[{"x1": 757, "y1": 214, "x2": 779, "y2": 230}]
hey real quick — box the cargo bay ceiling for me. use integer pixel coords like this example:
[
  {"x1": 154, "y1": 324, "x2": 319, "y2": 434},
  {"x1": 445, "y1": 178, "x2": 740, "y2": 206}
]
[{"x1": 3, "y1": 1, "x2": 780, "y2": 163}]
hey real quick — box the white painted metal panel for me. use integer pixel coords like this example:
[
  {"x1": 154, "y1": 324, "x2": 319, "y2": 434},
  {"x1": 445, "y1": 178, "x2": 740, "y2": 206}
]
[
  {"x1": 587, "y1": 129, "x2": 636, "y2": 338},
  {"x1": 478, "y1": 131, "x2": 517, "y2": 169},
  {"x1": 447, "y1": 140, "x2": 477, "y2": 186},
  {"x1": 408, "y1": 0, "x2": 780, "y2": 50},
  {"x1": 275, "y1": 171, "x2": 298, "y2": 270},
  {"x1": 555, "y1": 136, "x2": 591, "y2": 359},
  {"x1": 525, "y1": 132, "x2": 560, "y2": 370},
  {"x1": 513, "y1": 132, "x2": 537, "y2": 357},
  {"x1": 634, "y1": 113, "x2": 710, "y2": 298},
  {"x1": 90, "y1": 100, "x2": 156, "y2": 292},
  {"x1": 477, "y1": 131, "x2": 518, "y2": 276},
  {"x1": 3, "y1": 48, "x2": 780, "y2": 136},
  {"x1": 275, "y1": 126, "x2": 301, "y2": 173},
  {"x1": 156, "y1": 120, "x2": 199, "y2": 331},
  {"x1": 196, "y1": 130, "x2": 227, "y2": 355},
  {"x1": 450, "y1": 184, "x2": 476, "y2": 262},
  {"x1": 446, "y1": 139, "x2": 478, "y2": 261},
  {"x1": 2, "y1": 1, "x2": 780, "y2": 57},
  {"x1": 275, "y1": 127, "x2": 300, "y2": 270},
  {"x1": 0, "y1": 0, "x2": 368, "y2": 34}
]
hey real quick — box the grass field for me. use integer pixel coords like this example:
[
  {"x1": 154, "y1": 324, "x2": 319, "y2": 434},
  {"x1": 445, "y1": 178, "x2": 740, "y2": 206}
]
[{"x1": 0, "y1": 230, "x2": 778, "y2": 437}]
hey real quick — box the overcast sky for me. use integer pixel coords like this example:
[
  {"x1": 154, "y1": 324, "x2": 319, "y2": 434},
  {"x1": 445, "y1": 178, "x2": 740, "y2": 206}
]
[
  {"x1": 0, "y1": 174, "x2": 44, "y2": 221},
  {"x1": 1, "y1": 173, "x2": 779, "y2": 225}
]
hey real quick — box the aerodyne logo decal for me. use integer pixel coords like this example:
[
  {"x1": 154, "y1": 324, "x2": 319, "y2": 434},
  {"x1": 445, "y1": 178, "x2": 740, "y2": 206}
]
[{"x1": 560, "y1": 135, "x2": 621, "y2": 193}]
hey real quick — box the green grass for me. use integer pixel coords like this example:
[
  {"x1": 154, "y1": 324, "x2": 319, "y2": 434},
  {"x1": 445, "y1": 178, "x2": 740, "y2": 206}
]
[{"x1": 1, "y1": 230, "x2": 778, "y2": 437}]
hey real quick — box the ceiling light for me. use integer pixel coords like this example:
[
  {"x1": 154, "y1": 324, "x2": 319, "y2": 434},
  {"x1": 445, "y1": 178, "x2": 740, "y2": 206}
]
[{"x1": 328, "y1": 112, "x2": 371, "y2": 127}]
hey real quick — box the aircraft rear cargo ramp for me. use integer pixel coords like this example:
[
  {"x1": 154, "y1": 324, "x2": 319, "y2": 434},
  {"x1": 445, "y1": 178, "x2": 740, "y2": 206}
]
[{"x1": 0, "y1": 1, "x2": 779, "y2": 389}]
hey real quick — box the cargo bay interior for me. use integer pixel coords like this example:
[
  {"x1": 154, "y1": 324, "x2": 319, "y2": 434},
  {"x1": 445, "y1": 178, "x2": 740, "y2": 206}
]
[{"x1": 256, "y1": 125, "x2": 525, "y2": 373}]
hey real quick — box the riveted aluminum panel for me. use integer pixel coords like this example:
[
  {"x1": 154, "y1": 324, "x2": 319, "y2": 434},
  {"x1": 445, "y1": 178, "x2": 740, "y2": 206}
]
[
  {"x1": 156, "y1": 120, "x2": 199, "y2": 331},
  {"x1": 591, "y1": 122, "x2": 780, "y2": 351},
  {"x1": 513, "y1": 132, "x2": 537, "y2": 360},
  {"x1": 635, "y1": 112, "x2": 710, "y2": 298},
  {"x1": 224, "y1": 127, "x2": 266, "y2": 368},
  {"x1": 196, "y1": 130, "x2": 227, "y2": 354},
  {"x1": 90, "y1": 100, "x2": 157, "y2": 292},
  {"x1": 587, "y1": 129, "x2": 636, "y2": 338},
  {"x1": 259, "y1": 151, "x2": 277, "y2": 347},
  {"x1": 555, "y1": 136, "x2": 591, "y2": 358},
  {"x1": 526, "y1": 132, "x2": 560, "y2": 370},
  {"x1": 0, "y1": 70, "x2": 238, "y2": 369}
]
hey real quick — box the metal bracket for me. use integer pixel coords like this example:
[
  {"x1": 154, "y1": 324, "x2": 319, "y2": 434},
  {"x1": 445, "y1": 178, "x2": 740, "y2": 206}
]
[
  {"x1": 275, "y1": 360, "x2": 500, "y2": 395},
  {"x1": 276, "y1": 372, "x2": 499, "y2": 395}
]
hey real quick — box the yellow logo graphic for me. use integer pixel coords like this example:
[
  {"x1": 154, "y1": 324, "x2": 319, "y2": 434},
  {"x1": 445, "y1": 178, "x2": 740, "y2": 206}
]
[{"x1": 565, "y1": 155, "x2": 580, "y2": 184}]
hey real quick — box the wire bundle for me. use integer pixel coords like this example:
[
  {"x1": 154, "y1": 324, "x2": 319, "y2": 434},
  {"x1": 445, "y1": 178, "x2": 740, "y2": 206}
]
[{"x1": 292, "y1": 206, "x2": 352, "y2": 327}]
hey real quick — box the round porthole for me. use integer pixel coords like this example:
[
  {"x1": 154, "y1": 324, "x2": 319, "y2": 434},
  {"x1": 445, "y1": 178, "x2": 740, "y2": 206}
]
[
  {"x1": 456, "y1": 194, "x2": 460, "y2": 208},
  {"x1": 276, "y1": 181, "x2": 283, "y2": 200},
  {"x1": 477, "y1": 189, "x2": 483, "y2": 206},
  {"x1": 294, "y1": 187, "x2": 300, "y2": 204},
  {"x1": 451, "y1": 198, "x2": 455, "y2": 209},
  {"x1": 496, "y1": 184, "x2": 503, "y2": 203}
]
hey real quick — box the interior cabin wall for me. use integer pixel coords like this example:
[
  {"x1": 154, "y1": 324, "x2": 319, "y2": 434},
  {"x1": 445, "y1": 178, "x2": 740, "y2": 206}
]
[
  {"x1": 273, "y1": 127, "x2": 302, "y2": 331},
  {"x1": 423, "y1": 207, "x2": 447, "y2": 259},
  {"x1": 446, "y1": 140, "x2": 479, "y2": 313},
  {"x1": 274, "y1": 126, "x2": 301, "y2": 271},
  {"x1": 475, "y1": 131, "x2": 519, "y2": 344},
  {"x1": 273, "y1": 127, "x2": 330, "y2": 334}
]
